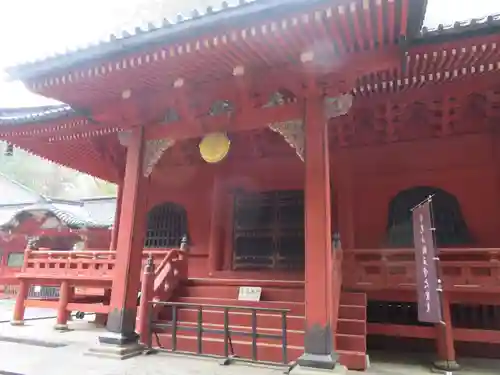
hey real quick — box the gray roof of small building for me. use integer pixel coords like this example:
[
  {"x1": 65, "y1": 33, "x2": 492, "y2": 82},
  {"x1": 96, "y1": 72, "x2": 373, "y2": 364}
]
[
  {"x1": 0, "y1": 200, "x2": 115, "y2": 230},
  {"x1": 81, "y1": 197, "x2": 117, "y2": 227},
  {"x1": 0, "y1": 174, "x2": 116, "y2": 229}
]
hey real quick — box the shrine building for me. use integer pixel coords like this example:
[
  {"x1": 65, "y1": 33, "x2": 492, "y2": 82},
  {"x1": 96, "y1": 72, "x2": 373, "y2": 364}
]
[
  {"x1": 2, "y1": 0, "x2": 500, "y2": 372},
  {"x1": 0, "y1": 172, "x2": 114, "y2": 297}
]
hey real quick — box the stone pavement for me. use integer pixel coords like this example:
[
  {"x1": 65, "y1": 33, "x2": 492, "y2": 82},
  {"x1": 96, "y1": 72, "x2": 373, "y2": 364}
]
[
  {"x1": 0, "y1": 299, "x2": 56, "y2": 323},
  {"x1": 0, "y1": 312, "x2": 498, "y2": 375}
]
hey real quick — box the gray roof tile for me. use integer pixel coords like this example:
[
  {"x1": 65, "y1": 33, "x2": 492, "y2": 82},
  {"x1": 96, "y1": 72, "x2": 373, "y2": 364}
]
[
  {"x1": 0, "y1": 105, "x2": 75, "y2": 126},
  {"x1": 418, "y1": 13, "x2": 500, "y2": 42},
  {"x1": 0, "y1": 201, "x2": 111, "y2": 229},
  {"x1": 5, "y1": 0, "x2": 329, "y2": 81}
]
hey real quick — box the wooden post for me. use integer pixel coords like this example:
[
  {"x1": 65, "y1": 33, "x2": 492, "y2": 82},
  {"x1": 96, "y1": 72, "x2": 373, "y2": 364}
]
[
  {"x1": 208, "y1": 177, "x2": 223, "y2": 276},
  {"x1": 109, "y1": 182, "x2": 124, "y2": 251},
  {"x1": 98, "y1": 126, "x2": 147, "y2": 348},
  {"x1": 55, "y1": 280, "x2": 70, "y2": 330},
  {"x1": 434, "y1": 292, "x2": 460, "y2": 371},
  {"x1": 11, "y1": 279, "x2": 29, "y2": 325},
  {"x1": 138, "y1": 255, "x2": 155, "y2": 345},
  {"x1": 297, "y1": 94, "x2": 339, "y2": 370}
]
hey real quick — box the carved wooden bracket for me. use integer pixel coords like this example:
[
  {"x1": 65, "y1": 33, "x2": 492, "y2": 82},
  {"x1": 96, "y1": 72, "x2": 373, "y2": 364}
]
[
  {"x1": 143, "y1": 138, "x2": 175, "y2": 177},
  {"x1": 324, "y1": 94, "x2": 353, "y2": 119},
  {"x1": 268, "y1": 120, "x2": 305, "y2": 162},
  {"x1": 118, "y1": 130, "x2": 175, "y2": 176},
  {"x1": 268, "y1": 94, "x2": 353, "y2": 161}
]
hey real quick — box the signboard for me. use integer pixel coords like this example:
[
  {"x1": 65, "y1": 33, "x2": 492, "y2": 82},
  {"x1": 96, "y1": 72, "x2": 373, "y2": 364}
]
[
  {"x1": 238, "y1": 286, "x2": 262, "y2": 302},
  {"x1": 412, "y1": 200, "x2": 443, "y2": 324}
]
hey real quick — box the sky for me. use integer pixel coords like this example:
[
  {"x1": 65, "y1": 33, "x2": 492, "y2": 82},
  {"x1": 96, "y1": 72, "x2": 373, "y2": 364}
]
[{"x1": 0, "y1": 0, "x2": 499, "y2": 108}]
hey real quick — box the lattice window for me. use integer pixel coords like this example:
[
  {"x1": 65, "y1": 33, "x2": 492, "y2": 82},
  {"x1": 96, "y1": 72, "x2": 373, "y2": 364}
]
[
  {"x1": 145, "y1": 202, "x2": 188, "y2": 248},
  {"x1": 386, "y1": 186, "x2": 471, "y2": 248},
  {"x1": 233, "y1": 190, "x2": 304, "y2": 270}
]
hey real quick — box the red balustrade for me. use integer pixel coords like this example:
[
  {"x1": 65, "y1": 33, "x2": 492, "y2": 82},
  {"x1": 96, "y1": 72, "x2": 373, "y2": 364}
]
[
  {"x1": 11, "y1": 247, "x2": 188, "y2": 328},
  {"x1": 343, "y1": 248, "x2": 500, "y2": 292},
  {"x1": 19, "y1": 248, "x2": 183, "y2": 280}
]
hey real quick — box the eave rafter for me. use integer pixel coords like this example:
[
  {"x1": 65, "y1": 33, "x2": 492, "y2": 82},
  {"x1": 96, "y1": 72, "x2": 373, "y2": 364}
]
[{"x1": 16, "y1": 0, "x2": 414, "y2": 109}]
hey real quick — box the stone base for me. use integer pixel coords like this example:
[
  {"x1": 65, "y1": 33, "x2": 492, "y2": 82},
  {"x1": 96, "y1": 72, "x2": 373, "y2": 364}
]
[
  {"x1": 297, "y1": 353, "x2": 339, "y2": 370},
  {"x1": 290, "y1": 364, "x2": 347, "y2": 375},
  {"x1": 54, "y1": 324, "x2": 69, "y2": 331},
  {"x1": 98, "y1": 331, "x2": 139, "y2": 346},
  {"x1": 10, "y1": 320, "x2": 24, "y2": 326},
  {"x1": 85, "y1": 342, "x2": 144, "y2": 360},
  {"x1": 432, "y1": 360, "x2": 460, "y2": 373}
]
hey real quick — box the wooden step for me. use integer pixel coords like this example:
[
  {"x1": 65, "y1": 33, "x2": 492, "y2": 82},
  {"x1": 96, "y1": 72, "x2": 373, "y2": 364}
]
[
  {"x1": 178, "y1": 285, "x2": 304, "y2": 302},
  {"x1": 185, "y1": 278, "x2": 304, "y2": 288},
  {"x1": 339, "y1": 304, "x2": 366, "y2": 321},
  {"x1": 336, "y1": 333, "x2": 366, "y2": 352},
  {"x1": 337, "y1": 318, "x2": 366, "y2": 336},
  {"x1": 169, "y1": 307, "x2": 305, "y2": 331},
  {"x1": 174, "y1": 297, "x2": 305, "y2": 315},
  {"x1": 153, "y1": 333, "x2": 368, "y2": 370},
  {"x1": 155, "y1": 320, "x2": 304, "y2": 346},
  {"x1": 154, "y1": 333, "x2": 301, "y2": 364},
  {"x1": 340, "y1": 292, "x2": 367, "y2": 307}
]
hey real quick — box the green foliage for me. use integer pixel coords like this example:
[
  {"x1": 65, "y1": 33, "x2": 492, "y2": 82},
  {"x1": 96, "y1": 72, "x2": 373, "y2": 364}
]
[{"x1": 0, "y1": 141, "x2": 116, "y2": 199}]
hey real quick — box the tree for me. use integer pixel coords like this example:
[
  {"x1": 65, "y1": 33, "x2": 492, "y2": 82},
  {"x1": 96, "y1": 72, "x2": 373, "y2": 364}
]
[{"x1": 0, "y1": 141, "x2": 116, "y2": 198}]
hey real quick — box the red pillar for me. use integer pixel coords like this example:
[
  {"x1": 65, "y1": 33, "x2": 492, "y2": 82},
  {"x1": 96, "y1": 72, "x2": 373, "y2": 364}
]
[
  {"x1": 138, "y1": 256, "x2": 155, "y2": 345},
  {"x1": 11, "y1": 279, "x2": 29, "y2": 325},
  {"x1": 298, "y1": 95, "x2": 339, "y2": 369},
  {"x1": 208, "y1": 176, "x2": 223, "y2": 276},
  {"x1": 99, "y1": 126, "x2": 147, "y2": 346},
  {"x1": 109, "y1": 182, "x2": 123, "y2": 250},
  {"x1": 55, "y1": 280, "x2": 70, "y2": 330},
  {"x1": 434, "y1": 292, "x2": 460, "y2": 371}
]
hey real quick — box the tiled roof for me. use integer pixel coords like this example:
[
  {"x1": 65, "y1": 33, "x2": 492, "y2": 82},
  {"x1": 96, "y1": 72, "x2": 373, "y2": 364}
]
[
  {"x1": 0, "y1": 201, "x2": 111, "y2": 229},
  {"x1": 417, "y1": 14, "x2": 500, "y2": 43},
  {"x1": 81, "y1": 197, "x2": 116, "y2": 227},
  {"x1": 0, "y1": 105, "x2": 75, "y2": 126},
  {"x1": 5, "y1": 0, "x2": 343, "y2": 81}
]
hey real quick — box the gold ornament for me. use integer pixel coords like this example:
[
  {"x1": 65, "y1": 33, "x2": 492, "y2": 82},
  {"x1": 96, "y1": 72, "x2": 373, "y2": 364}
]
[{"x1": 199, "y1": 132, "x2": 231, "y2": 163}]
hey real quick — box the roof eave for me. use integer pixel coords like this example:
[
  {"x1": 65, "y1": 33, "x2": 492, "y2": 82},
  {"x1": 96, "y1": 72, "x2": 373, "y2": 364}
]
[
  {"x1": 6, "y1": 0, "x2": 326, "y2": 82},
  {"x1": 411, "y1": 24, "x2": 500, "y2": 46}
]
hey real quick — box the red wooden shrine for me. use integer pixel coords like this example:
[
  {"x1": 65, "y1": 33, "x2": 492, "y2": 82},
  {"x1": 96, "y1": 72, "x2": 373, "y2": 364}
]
[
  {"x1": 2, "y1": 0, "x2": 500, "y2": 371},
  {"x1": 0, "y1": 181, "x2": 113, "y2": 298}
]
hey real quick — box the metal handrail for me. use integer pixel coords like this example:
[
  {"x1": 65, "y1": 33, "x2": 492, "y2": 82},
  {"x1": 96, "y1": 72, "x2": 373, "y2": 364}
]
[{"x1": 145, "y1": 301, "x2": 292, "y2": 369}]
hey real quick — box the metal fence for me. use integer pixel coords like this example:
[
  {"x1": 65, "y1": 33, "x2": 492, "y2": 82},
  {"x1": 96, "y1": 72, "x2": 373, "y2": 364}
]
[
  {"x1": 27, "y1": 286, "x2": 60, "y2": 300},
  {"x1": 145, "y1": 301, "x2": 294, "y2": 370}
]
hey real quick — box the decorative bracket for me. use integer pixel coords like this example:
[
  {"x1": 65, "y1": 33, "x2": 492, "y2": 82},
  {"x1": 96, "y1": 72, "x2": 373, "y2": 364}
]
[
  {"x1": 324, "y1": 94, "x2": 353, "y2": 119},
  {"x1": 142, "y1": 138, "x2": 175, "y2": 177},
  {"x1": 268, "y1": 120, "x2": 304, "y2": 162}
]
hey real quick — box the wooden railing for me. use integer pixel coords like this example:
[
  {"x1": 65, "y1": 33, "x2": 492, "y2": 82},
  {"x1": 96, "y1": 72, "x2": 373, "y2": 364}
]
[
  {"x1": 19, "y1": 248, "x2": 183, "y2": 279},
  {"x1": 153, "y1": 249, "x2": 186, "y2": 301},
  {"x1": 343, "y1": 248, "x2": 500, "y2": 292}
]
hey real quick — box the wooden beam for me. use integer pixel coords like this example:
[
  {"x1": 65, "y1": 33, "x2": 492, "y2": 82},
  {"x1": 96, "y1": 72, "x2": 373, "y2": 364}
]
[
  {"x1": 144, "y1": 101, "x2": 302, "y2": 140},
  {"x1": 354, "y1": 71, "x2": 500, "y2": 107}
]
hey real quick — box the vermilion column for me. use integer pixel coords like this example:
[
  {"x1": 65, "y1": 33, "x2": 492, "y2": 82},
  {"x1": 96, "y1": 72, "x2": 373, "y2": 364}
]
[
  {"x1": 298, "y1": 95, "x2": 339, "y2": 369},
  {"x1": 99, "y1": 126, "x2": 147, "y2": 346},
  {"x1": 109, "y1": 182, "x2": 124, "y2": 250},
  {"x1": 208, "y1": 177, "x2": 223, "y2": 276}
]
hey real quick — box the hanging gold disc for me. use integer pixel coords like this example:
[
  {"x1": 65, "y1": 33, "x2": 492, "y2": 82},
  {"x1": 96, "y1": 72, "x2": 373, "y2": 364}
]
[{"x1": 199, "y1": 132, "x2": 231, "y2": 163}]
